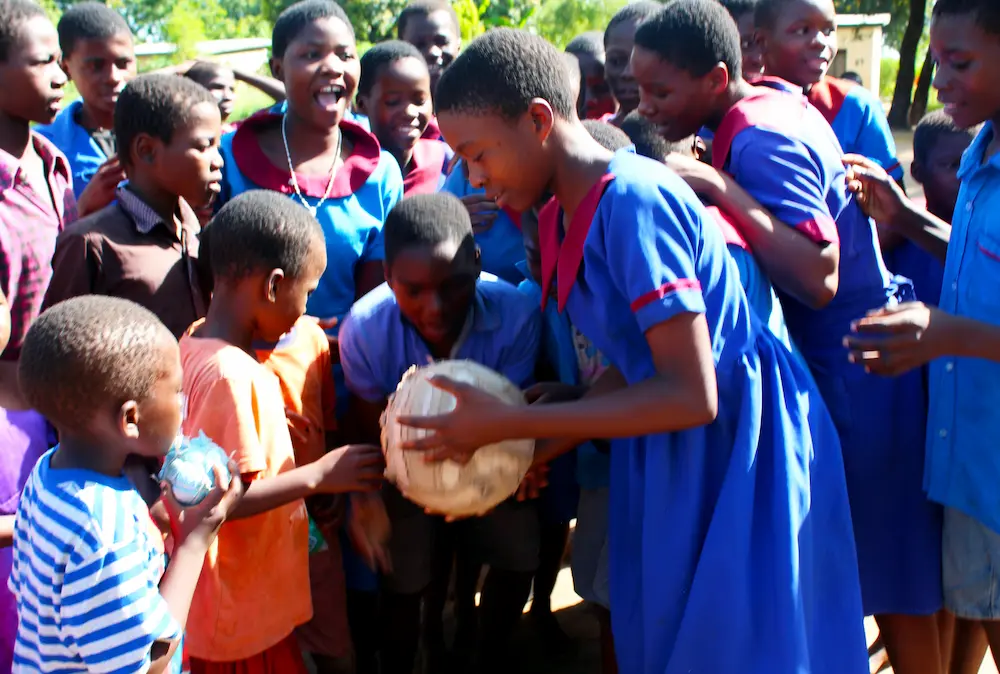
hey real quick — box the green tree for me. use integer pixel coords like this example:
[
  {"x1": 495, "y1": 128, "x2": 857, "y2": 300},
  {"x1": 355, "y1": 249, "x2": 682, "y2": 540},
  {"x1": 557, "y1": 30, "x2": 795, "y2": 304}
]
[{"x1": 528, "y1": 0, "x2": 627, "y2": 49}]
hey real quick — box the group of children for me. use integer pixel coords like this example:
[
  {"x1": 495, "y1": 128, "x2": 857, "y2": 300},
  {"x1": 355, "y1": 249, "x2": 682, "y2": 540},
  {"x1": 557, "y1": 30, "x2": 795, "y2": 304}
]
[{"x1": 1, "y1": 0, "x2": 1000, "y2": 672}]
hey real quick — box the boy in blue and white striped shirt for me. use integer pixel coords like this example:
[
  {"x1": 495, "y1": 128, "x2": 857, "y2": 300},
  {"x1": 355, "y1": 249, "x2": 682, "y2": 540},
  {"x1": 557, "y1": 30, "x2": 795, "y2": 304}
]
[{"x1": 9, "y1": 296, "x2": 241, "y2": 674}]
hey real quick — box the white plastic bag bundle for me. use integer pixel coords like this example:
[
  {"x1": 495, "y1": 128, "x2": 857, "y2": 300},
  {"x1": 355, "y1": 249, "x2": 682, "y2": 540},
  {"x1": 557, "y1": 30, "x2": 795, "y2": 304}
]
[{"x1": 380, "y1": 360, "x2": 534, "y2": 517}]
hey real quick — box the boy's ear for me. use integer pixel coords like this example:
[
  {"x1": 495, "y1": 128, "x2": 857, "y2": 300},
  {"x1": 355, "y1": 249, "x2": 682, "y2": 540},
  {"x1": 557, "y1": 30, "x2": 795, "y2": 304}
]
[
  {"x1": 704, "y1": 63, "x2": 731, "y2": 97},
  {"x1": 269, "y1": 57, "x2": 283, "y2": 81},
  {"x1": 382, "y1": 260, "x2": 391, "y2": 284},
  {"x1": 59, "y1": 57, "x2": 74, "y2": 83},
  {"x1": 266, "y1": 269, "x2": 285, "y2": 302},
  {"x1": 355, "y1": 94, "x2": 369, "y2": 117},
  {"x1": 526, "y1": 98, "x2": 555, "y2": 143},
  {"x1": 693, "y1": 136, "x2": 706, "y2": 161},
  {"x1": 133, "y1": 133, "x2": 159, "y2": 165},
  {"x1": 119, "y1": 400, "x2": 141, "y2": 440},
  {"x1": 910, "y1": 160, "x2": 925, "y2": 185}
]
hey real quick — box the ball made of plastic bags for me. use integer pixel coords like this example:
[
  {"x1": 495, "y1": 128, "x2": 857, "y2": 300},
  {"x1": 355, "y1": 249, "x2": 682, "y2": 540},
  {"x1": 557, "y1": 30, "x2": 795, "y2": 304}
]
[
  {"x1": 159, "y1": 431, "x2": 232, "y2": 507},
  {"x1": 380, "y1": 360, "x2": 535, "y2": 518}
]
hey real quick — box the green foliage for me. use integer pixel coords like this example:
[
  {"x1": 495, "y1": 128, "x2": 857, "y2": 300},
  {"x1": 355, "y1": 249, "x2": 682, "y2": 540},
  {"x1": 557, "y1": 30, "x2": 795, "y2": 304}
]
[
  {"x1": 834, "y1": 0, "x2": 911, "y2": 49},
  {"x1": 880, "y1": 56, "x2": 898, "y2": 99},
  {"x1": 528, "y1": 0, "x2": 628, "y2": 49}
]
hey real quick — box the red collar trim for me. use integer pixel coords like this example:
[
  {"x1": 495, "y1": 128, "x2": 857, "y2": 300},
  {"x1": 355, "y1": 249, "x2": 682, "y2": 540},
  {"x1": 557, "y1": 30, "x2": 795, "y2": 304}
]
[
  {"x1": 712, "y1": 89, "x2": 809, "y2": 172},
  {"x1": 402, "y1": 139, "x2": 447, "y2": 196},
  {"x1": 704, "y1": 205, "x2": 749, "y2": 250},
  {"x1": 539, "y1": 173, "x2": 616, "y2": 312},
  {"x1": 501, "y1": 206, "x2": 522, "y2": 230},
  {"x1": 231, "y1": 111, "x2": 381, "y2": 198},
  {"x1": 805, "y1": 77, "x2": 853, "y2": 125},
  {"x1": 421, "y1": 116, "x2": 442, "y2": 141}
]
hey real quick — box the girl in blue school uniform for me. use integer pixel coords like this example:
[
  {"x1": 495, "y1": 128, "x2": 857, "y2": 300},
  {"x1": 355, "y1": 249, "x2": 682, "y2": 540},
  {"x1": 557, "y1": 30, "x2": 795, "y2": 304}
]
[
  {"x1": 397, "y1": 23, "x2": 867, "y2": 674},
  {"x1": 355, "y1": 41, "x2": 452, "y2": 196},
  {"x1": 215, "y1": 3, "x2": 402, "y2": 672},
  {"x1": 629, "y1": 2, "x2": 944, "y2": 672},
  {"x1": 754, "y1": 0, "x2": 905, "y2": 183}
]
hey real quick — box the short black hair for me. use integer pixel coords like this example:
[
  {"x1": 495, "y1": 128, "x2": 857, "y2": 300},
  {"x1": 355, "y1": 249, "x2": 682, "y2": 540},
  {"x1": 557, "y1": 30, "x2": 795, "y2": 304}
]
[
  {"x1": 635, "y1": 0, "x2": 743, "y2": 80},
  {"x1": 0, "y1": 0, "x2": 48, "y2": 62},
  {"x1": 358, "y1": 39, "x2": 426, "y2": 98},
  {"x1": 435, "y1": 28, "x2": 576, "y2": 121},
  {"x1": 565, "y1": 31, "x2": 604, "y2": 59},
  {"x1": 583, "y1": 119, "x2": 632, "y2": 152},
  {"x1": 397, "y1": 0, "x2": 460, "y2": 39},
  {"x1": 932, "y1": 0, "x2": 1000, "y2": 36},
  {"x1": 272, "y1": 0, "x2": 353, "y2": 61},
  {"x1": 840, "y1": 70, "x2": 863, "y2": 85},
  {"x1": 115, "y1": 73, "x2": 218, "y2": 168},
  {"x1": 207, "y1": 190, "x2": 324, "y2": 281},
  {"x1": 605, "y1": 1, "x2": 662, "y2": 44},
  {"x1": 719, "y1": 0, "x2": 757, "y2": 22},
  {"x1": 913, "y1": 109, "x2": 979, "y2": 165},
  {"x1": 57, "y1": 2, "x2": 131, "y2": 58},
  {"x1": 384, "y1": 193, "x2": 476, "y2": 266},
  {"x1": 619, "y1": 111, "x2": 671, "y2": 160},
  {"x1": 755, "y1": 0, "x2": 798, "y2": 31},
  {"x1": 562, "y1": 51, "x2": 582, "y2": 101},
  {"x1": 184, "y1": 60, "x2": 232, "y2": 87},
  {"x1": 18, "y1": 296, "x2": 174, "y2": 432}
]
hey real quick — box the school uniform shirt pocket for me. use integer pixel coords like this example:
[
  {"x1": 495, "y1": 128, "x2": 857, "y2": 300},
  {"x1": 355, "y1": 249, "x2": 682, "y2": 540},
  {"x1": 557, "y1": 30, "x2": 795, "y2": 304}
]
[{"x1": 963, "y1": 230, "x2": 1000, "y2": 316}]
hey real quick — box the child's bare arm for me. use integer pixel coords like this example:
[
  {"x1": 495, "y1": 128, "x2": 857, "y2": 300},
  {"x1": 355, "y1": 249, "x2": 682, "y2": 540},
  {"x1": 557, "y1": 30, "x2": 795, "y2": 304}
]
[{"x1": 232, "y1": 68, "x2": 286, "y2": 102}]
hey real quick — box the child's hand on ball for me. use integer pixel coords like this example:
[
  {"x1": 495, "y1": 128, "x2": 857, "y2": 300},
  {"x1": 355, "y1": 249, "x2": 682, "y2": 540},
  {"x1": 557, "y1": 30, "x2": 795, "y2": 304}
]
[
  {"x1": 162, "y1": 460, "x2": 244, "y2": 548},
  {"x1": 316, "y1": 444, "x2": 385, "y2": 494}
]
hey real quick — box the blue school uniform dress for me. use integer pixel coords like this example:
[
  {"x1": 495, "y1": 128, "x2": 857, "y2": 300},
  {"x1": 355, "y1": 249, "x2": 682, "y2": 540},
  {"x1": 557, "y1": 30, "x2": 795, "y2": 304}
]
[
  {"x1": 401, "y1": 138, "x2": 452, "y2": 196},
  {"x1": 713, "y1": 88, "x2": 943, "y2": 616},
  {"x1": 443, "y1": 159, "x2": 526, "y2": 285},
  {"x1": 36, "y1": 100, "x2": 109, "y2": 198},
  {"x1": 924, "y1": 123, "x2": 1000, "y2": 617},
  {"x1": 537, "y1": 149, "x2": 865, "y2": 674}
]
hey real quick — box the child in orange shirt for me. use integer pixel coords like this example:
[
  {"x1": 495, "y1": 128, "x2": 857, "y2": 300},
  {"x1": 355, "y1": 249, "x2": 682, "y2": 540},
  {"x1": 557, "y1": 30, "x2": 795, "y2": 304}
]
[{"x1": 179, "y1": 190, "x2": 384, "y2": 674}]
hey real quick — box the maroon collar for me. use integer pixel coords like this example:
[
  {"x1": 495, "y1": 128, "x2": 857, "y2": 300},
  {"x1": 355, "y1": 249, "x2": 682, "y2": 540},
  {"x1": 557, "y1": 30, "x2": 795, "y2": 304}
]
[
  {"x1": 712, "y1": 89, "x2": 809, "y2": 172},
  {"x1": 231, "y1": 110, "x2": 382, "y2": 198},
  {"x1": 805, "y1": 76, "x2": 853, "y2": 125},
  {"x1": 539, "y1": 173, "x2": 616, "y2": 312},
  {"x1": 422, "y1": 116, "x2": 442, "y2": 141},
  {"x1": 704, "y1": 205, "x2": 748, "y2": 250},
  {"x1": 402, "y1": 139, "x2": 447, "y2": 195}
]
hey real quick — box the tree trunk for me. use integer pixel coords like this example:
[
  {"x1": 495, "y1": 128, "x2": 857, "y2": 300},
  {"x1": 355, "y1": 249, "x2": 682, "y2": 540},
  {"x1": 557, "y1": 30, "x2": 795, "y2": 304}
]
[
  {"x1": 908, "y1": 50, "x2": 935, "y2": 125},
  {"x1": 887, "y1": 0, "x2": 927, "y2": 129}
]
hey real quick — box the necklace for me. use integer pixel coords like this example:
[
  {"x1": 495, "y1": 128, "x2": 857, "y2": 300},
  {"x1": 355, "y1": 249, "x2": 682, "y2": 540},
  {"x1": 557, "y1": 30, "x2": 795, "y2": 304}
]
[{"x1": 281, "y1": 113, "x2": 342, "y2": 218}]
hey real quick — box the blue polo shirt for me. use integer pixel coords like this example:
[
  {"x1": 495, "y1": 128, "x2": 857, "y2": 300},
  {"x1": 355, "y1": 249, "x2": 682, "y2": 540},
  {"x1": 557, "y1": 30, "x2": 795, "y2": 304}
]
[
  {"x1": 339, "y1": 273, "x2": 541, "y2": 401},
  {"x1": 925, "y1": 122, "x2": 1000, "y2": 533},
  {"x1": 36, "y1": 100, "x2": 109, "y2": 198},
  {"x1": 443, "y1": 161, "x2": 526, "y2": 285}
]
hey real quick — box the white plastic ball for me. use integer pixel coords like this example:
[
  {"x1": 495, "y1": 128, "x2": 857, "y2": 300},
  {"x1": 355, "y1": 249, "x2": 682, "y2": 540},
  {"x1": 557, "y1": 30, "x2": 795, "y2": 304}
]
[
  {"x1": 159, "y1": 431, "x2": 232, "y2": 507},
  {"x1": 380, "y1": 360, "x2": 535, "y2": 518}
]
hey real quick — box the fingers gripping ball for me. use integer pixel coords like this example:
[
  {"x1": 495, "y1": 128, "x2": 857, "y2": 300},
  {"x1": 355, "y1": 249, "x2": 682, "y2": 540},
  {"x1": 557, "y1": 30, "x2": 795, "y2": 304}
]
[
  {"x1": 159, "y1": 431, "x2": 233, "y2": 506},
  {"x1": 380, "y1": 360, "x2": 534, "y2": 518}
]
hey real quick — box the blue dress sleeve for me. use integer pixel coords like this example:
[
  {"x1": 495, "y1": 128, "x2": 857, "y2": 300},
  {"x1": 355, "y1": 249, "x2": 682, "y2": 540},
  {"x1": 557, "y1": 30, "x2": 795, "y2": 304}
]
[
  {"x1": 338, "y1": 311, "x2": 389, "y2": 403},
  {"x1": 602, "y1": 183, "x2": 708, "y2": 333},
  {"x1": 728, "y1": 128, "x2": 839, "y2": 245},
  {"x1": 361, "y1": 155, "x2": 404, "y2": 263},
  {"x1": 847, "y1": 87, "x2": 904, "y2": 181},
  {"x1": 443, "y1": 160, "x2": 472, "y2": 197}
]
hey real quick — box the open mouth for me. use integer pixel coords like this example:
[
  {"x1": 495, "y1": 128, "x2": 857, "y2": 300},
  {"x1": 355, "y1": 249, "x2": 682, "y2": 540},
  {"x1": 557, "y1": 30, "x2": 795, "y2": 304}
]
[{"x1": 314, "y1": 84, "x2": 346, "y2": 111}]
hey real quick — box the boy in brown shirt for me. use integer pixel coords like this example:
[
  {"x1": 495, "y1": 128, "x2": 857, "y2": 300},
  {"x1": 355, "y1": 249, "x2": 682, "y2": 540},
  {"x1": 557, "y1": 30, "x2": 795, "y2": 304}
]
[{"x1": 43, "y1": 73, "x2": 223, "y2": 338}]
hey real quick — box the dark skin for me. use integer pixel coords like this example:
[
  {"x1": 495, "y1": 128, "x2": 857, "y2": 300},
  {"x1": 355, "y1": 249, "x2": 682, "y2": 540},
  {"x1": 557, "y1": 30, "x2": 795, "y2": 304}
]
[
  {"x1": 193, "y1": 240, "x2": 386, "y2": 520},
  {"x1": 604, "y1": 19, "x2": 642, "y2": 125},
  {"x1": 398, "y1": 101, "x2": 718, "y2": 465},
  {"x1": 123, "y1": 100, "x2": 224, "y2": 227},
  {"x1": 629, "y1": 45, "x2": 839, "y2": 309},
  {"x1": 757, "y1": 0, "x2": 837, "y2": 91},
  {"x1": 61, "y1": 32, "x2": 136, "y2": 132},
  {"x1": 574, "y1": 50, "x2": 616, "y2": 120},
  {"x1": 912, "y1": 130, "x2": 974, "y2": 222},
  {"x1": 399, "y1": 9, "x2": 461, "y2": 94},
  {"x1": 356, "y1": 56, "x2": 433, "y2": 176},
  {"x1": 733, "y1": 10, "x2": 766, "y2": 81},
  {"x1": 48, "y1": 335, "x2": 244, "y2": 674}
]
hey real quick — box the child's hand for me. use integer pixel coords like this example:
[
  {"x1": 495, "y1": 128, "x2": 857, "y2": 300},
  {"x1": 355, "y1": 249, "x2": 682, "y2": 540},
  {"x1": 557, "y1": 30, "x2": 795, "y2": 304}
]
[
  {"x1": 346, "y1": 492, "x2": 392, "y2": 572},
  {"x1": 516, "y1": 464, "x2": 549, "y2": 501},
  {"x1": 843, "y1": 154, "x2": 908, "y2": 226},
  {"x1": 459, "y1": 194, "x2": 499, "y2": 234},
  {"x1": 76, "y1": 156, "x2": 125, "y2": 217},
  {"x1": 664, "y1": 153, "x2": 724, "y2": 197},
  {"x1": 286, "y1": 410, "x2": 322, "y2": 449},
  {"x1": 524, "y1": 382, "x2": 586, "y2": 405},
  {"x1": 162, "y1": 460, "x2": 244, "y2": 548},
  {"x1": 844, "y1": 301, "x2": 957, "y2": 376},
  {"x1": 315, "y1": 444, "x2": 385, "y2": 493}
]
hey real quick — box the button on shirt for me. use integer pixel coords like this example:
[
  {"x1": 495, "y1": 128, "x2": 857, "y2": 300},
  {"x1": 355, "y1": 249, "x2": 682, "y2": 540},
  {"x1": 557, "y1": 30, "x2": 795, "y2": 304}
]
[
  {"x1": 924, "y1": 122, "x2": 1000, "y2": 533},
  {"x1": 0, "y1": 133, "x2": 75, "y2": 360}
]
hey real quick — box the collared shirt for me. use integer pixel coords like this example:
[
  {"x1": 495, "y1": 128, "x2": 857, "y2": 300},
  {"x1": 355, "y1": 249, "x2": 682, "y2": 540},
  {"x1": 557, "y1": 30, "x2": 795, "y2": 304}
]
[
  {"x1": 925, "y1": 122, "x2": 1000, "y2": 532},
  {"x1": 42, "y1": 185, "x2": 208, "y2": 339},
  {"x1": 338, "y1": 273, "x2": 541, "y2": 403},
  {"x1": 401, "y1": 138, "x2": 452, "y2": 196},
  {"x1": 0, "y1": 133, "x2": 75, "y2": 360},
  {"x1": 36, "y1": 100, "x2": 111, "y2": 198}
]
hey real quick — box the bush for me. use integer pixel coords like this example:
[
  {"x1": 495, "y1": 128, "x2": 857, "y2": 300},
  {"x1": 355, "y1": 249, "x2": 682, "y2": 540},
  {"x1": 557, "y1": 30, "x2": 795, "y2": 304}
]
[{"x1": 879, "y1": 56, "x2": 898, "y2": 100}]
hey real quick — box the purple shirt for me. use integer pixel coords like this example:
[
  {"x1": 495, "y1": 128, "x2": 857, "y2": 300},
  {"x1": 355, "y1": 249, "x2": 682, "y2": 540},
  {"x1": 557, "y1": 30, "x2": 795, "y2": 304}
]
[{"x1": 0, "y1": 133, "x2": 76, "y2": 360}]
